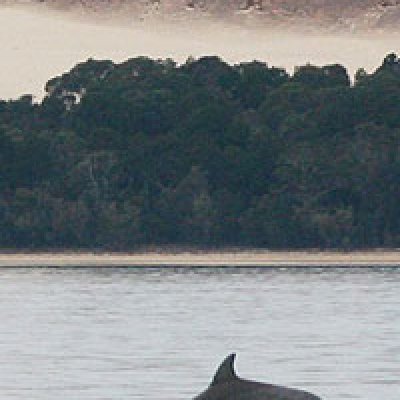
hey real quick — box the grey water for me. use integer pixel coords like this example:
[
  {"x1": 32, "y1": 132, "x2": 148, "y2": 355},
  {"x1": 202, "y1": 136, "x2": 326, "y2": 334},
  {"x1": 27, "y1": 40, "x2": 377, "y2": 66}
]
[{"x1": 0, "y1": 267, "x2": 399, "y2": 400}]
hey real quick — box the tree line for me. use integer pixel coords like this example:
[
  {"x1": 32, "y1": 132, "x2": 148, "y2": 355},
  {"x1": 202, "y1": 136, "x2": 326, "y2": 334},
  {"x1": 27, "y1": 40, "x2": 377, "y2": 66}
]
[{"x1": 1, "y1": 53, "x2": 400, "y2": 249}]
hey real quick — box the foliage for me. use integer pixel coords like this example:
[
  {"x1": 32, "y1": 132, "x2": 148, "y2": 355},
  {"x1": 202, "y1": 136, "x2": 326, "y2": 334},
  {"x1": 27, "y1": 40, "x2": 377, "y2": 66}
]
[{"x1": 1, "y1": 54, "x2": 400, "y2": 249}]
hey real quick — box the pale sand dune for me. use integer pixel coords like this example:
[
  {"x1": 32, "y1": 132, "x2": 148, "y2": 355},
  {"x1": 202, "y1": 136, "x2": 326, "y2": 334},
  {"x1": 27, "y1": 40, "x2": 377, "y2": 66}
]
[
  {"x1": 1, "y1": 251, "x2": 400, "y2": 267},
  {"x1": 1, "y1": 5, "x2": 400, "y2": 99}
]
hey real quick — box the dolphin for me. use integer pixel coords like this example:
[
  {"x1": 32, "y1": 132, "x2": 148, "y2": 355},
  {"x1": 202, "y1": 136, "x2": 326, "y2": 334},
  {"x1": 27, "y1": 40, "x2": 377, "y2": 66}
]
[{"x1": 194, "y1": 354, "x2": 322, "y2": 400}]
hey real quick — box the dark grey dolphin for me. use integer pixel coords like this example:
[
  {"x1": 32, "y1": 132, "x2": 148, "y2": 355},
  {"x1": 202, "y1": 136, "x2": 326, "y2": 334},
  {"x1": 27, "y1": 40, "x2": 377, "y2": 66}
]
[{"x1": 194, "y1": 354, "x2": 322, "y2": 400}]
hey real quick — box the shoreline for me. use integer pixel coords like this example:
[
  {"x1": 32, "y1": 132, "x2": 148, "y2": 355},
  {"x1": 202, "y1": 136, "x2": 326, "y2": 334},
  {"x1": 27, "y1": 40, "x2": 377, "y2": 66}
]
[{"x1": 1, "y1": 250, "x2": 400, "y2": 268}]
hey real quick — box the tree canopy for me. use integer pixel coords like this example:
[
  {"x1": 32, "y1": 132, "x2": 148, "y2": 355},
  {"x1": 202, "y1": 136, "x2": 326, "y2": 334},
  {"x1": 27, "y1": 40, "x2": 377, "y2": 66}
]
[{"x1": 1, "y1": 54, "x2": 400, "y2": 250}]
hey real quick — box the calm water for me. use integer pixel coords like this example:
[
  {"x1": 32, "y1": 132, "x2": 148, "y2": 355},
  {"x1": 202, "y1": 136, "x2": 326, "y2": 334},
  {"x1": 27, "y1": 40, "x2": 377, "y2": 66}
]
[{"x1": 0, "y1": 267, "x2": 399, "y2": 400}]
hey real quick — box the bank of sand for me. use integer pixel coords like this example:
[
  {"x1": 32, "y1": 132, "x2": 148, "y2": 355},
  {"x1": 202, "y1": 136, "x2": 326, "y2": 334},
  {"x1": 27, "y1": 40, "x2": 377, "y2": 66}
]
[{"x1": 1, "y1": 251, "x2": 400, "y2": 267}]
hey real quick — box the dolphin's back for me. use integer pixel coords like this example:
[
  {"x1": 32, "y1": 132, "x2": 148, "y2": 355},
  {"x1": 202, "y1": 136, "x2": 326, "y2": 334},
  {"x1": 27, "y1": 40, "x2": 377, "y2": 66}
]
[
  {"x1": 195, "y1": 378, "x2": 320, "y2": 400},
  {"x1": 193, "y1": 354, "x2": 322, "y2": 400}
]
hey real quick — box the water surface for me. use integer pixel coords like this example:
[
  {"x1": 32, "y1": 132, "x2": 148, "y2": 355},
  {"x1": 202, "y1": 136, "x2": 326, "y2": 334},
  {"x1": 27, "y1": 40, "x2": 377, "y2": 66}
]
[{"x1": 0, "y1": 267, "x2": 398, "y2": 399}]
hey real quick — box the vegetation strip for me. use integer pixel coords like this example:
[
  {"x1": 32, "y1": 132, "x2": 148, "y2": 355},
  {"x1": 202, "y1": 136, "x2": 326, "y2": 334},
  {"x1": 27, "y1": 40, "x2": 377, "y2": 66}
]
[{"x1": 1, "y1": 54, "x2": 400, "y2": 249}]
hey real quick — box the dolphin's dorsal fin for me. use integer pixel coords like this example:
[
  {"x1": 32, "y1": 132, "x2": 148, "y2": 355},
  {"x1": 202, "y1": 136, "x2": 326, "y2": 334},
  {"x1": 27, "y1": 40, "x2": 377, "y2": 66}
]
[{"x1": 211, "y1": 353, "x2": 238, "y2": 386}]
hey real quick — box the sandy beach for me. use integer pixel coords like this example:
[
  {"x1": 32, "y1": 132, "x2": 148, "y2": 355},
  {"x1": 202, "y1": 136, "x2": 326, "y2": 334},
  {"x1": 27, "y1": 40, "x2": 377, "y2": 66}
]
[{"x1": 0, "y1": 250, "x2": 400, "y2": 267}]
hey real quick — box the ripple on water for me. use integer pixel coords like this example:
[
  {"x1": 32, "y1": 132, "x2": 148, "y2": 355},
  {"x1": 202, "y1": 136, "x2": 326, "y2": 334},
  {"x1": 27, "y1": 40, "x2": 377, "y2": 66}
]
[{"x1": 0, "y1": 266, "x2": 399, "y2": 400}]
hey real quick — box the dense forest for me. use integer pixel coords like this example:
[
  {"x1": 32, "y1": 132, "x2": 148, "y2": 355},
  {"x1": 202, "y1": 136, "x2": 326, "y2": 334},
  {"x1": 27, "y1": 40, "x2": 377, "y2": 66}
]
[{"x1": 1, "y1": 53, "x2": 400, "y2": 249}]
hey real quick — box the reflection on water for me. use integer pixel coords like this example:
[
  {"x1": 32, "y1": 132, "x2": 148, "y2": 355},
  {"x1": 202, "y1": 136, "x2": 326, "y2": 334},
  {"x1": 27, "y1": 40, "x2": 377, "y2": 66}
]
[{"x1": 0, "y1": 267, "x2": 399, "y2": 400}]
